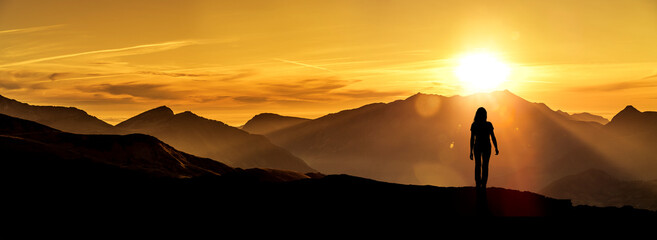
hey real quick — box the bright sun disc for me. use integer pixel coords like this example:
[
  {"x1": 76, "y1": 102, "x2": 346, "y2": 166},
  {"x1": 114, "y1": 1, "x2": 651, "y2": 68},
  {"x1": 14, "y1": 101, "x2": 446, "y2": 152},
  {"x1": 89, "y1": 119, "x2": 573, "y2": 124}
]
[{"x1": 454, "y1": 52, "x2": 511, "y2": 93}]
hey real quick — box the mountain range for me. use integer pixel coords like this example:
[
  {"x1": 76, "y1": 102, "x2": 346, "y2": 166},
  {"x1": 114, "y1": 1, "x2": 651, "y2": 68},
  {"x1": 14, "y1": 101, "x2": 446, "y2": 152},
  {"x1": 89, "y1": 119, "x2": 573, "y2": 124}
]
[
  {"x1": 1, "y1": 112, "x2": 652, "y2": 219},
  {"x1": 0, "y1": 95, "x2": 314, "y2": 173},
  {"x1": 0, "y1": 94, "x2": 113, "y2": 134},
  {"x1": 1, "y1": 91, "x2": 655, "y2": 212},
  {"x1": 260, "y1": 91, "x2": 653, "y2": 190},
  {"x1": 114, "y1": 106, "x2": 314, "y2": 173}
]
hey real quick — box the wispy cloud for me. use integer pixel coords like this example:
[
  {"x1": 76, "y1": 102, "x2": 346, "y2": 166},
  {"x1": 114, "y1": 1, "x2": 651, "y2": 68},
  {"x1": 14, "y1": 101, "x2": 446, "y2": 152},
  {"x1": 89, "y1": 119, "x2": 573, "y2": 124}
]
[
  {"x1": 0, "y1": 24, "x2": 65, "y2": 35},
  {"x1": 233, "y1": 96, "x2": 268, "y2": 103},
  {"x1": 77, "y1": 82, "x2": 190, "y2": 100},
  {"x1": 0, "y1": 40, "x2": 197, "y2": 68},
  {"x1": 570, "y1": 76, "x2": 657, "y2": 92},
  {"x1": 272, "y1": 58, "x2": 333, "y2": 72}
]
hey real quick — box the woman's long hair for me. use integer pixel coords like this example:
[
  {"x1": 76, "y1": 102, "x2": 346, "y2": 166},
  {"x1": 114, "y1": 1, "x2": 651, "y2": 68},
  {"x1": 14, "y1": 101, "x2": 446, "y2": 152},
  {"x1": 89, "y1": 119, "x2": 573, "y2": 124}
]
[{"x1": 474, "y1": 107, "x2": 487, "y2": 123}]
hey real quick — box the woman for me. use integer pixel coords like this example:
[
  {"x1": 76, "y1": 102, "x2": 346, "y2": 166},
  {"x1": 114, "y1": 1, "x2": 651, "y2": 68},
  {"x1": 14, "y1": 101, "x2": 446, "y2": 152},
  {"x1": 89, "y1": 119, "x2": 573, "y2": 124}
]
[{"x1": 469, "y1": 107, "x2": 499, "y2": 189}]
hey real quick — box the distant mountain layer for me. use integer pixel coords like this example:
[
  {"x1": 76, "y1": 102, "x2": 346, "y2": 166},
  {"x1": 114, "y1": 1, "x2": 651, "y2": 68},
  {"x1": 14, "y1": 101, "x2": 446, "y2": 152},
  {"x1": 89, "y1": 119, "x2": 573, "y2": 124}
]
[
  {"x1": 264, "y1": 90, "x2": 657, "y2": 197},
  {"x1": 115, "y1": 106, "x2": 315, "y2": 173},
  {"x1": 241, "y1": 113, "x2": 310, "y2": 135},
  {"x1": 0, "y1": 94, "x2": 315, "y2": 173},
  {"x1": 556, "y1": 110, "x2": 609, "y2": 125},
  {"x1": 541, "y1": 169, "x2": 657, "y2": 211},
  {"x1": 606, "y1": 105, "x2": 657, "y2": 135},
  {"x1": 0, "y1": 95, "x2": 113, "y2": 134}
]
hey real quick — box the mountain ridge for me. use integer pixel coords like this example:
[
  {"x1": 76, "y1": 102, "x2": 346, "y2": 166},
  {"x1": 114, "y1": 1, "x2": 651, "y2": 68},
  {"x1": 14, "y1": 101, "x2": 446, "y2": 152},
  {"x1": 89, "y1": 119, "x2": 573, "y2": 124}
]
[
  {"x1": 0, "y1": 94, "x2": 315, "y2": 173},
  {"x1": 0, "y1": 94, "x2": 114, "y2": 134},
  {"x1": 264, "y1": 90, "x2": 650, "y2": 192},
  {"x1": 116, "y1": 106, "x2": 316, "y2": 173},
  {"x1": 1, "y1": 93, "x2": 656, "y2": 217},
  {"x1": 242, "y1": 113, "x2": 310, "y2": 135}
]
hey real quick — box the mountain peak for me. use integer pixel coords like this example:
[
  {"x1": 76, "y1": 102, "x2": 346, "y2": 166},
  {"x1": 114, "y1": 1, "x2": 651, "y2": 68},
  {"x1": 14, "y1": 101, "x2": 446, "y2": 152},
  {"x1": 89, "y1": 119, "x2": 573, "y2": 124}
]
[
  {"x1": 242, "y1": 113, "x2": 310, "y2": 135},
  {"x1": 609, "y1": 105, "x2": 641, "y2": 123},
  {"x1": 149, "y1": 106, "x2": 174, "y2": 115},
  {"x1": 175, "y1": 110, "x2": 199, "y2": 118},
  {"x1": 621, "y1": 105, "x2": 640, "y2": 113},
  {"x1": 116, "y1": 106, "x2": 174, "y2": 129}
]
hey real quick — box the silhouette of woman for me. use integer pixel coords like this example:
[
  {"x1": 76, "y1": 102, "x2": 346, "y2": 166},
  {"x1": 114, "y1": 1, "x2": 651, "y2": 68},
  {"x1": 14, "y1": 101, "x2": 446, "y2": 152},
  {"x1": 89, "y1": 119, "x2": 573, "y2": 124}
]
[{"x1": 469, "y1": 107, "x2": 498, "y2": 189}]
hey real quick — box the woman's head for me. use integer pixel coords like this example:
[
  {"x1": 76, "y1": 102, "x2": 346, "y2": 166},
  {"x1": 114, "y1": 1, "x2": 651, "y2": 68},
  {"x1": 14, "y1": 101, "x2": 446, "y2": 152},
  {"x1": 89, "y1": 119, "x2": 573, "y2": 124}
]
[{"x1": 474, "y1": 107, "x2": 487, "y2": 123}]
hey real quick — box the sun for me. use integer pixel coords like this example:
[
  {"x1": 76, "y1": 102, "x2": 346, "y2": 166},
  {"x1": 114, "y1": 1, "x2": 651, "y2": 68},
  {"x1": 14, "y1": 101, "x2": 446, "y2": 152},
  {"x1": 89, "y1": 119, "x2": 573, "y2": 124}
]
[{"x1": 454, "y1": 51, "x2": 511, "y2": 93}]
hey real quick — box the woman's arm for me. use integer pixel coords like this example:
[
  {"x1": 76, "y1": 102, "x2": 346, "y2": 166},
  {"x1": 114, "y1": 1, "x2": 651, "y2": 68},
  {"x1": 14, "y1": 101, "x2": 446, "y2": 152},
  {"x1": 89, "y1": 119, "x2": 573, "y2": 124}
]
[
  {"x1": 469, "y1": 133, "x2": 474, "y2": 160},
  {"x1": 491, "y1": 130, "x2": 499, "y2": 155}
]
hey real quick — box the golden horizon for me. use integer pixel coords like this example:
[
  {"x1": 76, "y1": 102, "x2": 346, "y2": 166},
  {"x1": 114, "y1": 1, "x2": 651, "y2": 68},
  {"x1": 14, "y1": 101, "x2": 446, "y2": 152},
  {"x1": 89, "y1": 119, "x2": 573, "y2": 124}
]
[{"x1": 1, "y1": 0, "x2": 656, "y2": 126}]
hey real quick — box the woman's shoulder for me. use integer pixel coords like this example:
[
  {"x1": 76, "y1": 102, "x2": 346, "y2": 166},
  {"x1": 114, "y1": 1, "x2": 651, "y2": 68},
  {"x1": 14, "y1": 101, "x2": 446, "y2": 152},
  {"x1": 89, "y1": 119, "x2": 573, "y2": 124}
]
[{"x1": 486, "y1": 121, "x2": 494, "y2": 129}]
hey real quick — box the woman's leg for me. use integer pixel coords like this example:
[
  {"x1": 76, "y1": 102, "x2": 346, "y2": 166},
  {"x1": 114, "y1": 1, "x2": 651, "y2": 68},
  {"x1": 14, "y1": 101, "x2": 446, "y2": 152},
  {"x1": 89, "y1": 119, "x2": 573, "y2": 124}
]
[
  {"x1": 474, "y1": 150, "x2": 482, "y2": 188},
  {"x1": 481, "y1": 148, "x2": 491, "y2": 188}
]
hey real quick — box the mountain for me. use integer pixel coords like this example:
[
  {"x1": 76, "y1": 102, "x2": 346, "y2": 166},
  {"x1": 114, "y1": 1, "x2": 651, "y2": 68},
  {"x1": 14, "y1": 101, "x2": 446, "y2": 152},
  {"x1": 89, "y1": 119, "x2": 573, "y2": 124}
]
[
  {"x1": 556, "y1": 110, "x2": 609, "y2": 125},
  {"x1": 599, "y1": 105, "x2": 657, "y2": 180},
  {"x1": 0, "y1": 94, "x2": 315, "y2": 173},
  {"x1": 1, "y1": 112, "x2": 318, "y2": 186},
  {"x1": 2, "y1": 112, "x2": 654, "y2": 220},
  {"x1": 541, "y1": 169, "x2": 657, "y2": 211},
  {"x1": 0, "y1": 112, "x2": 234, "y2": 179},
  {"x1": 606, "y1": 105, "x2": 657, "y2": 135},
  {"x1": 241, "y1": 113, "x2": 310, "y2": 135},
  {"x1": 264, "y1": 90, "x2": 634, "y2": 192},
  {"x1": 0, "y1": 94, "x2": 114, "y2": 134},
  {"x1": 116, "y1": 106, "x2": 315, "y2": 173}
]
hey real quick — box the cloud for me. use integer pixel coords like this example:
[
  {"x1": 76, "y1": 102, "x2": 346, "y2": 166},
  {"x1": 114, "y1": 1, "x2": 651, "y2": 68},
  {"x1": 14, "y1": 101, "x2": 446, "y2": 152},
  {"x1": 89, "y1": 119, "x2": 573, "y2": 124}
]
[
  {"x1": 261, "y1": 78, "x2": 349, "y2": 97},
  {"x1": 233, "y1": 96, "x2": 268, "y2": 103},
  {"x1": 272, "y1": 58, "x2": 333, "y2": 72},
  {"x1": 333, "y1": 89, "x2": 408, "y2": 98},
  {"x1": 0, "y1": 24, "x2": 65, "y2": 35},
  {"x1": 78, "y1": 82, "x2": 188, "y2": 100},
  {"x1": 570, "y1": 78, "x2": 657, "y2": 92},
  {"x1": 0, "y1": 79, "x2": 22, "y2": 90},
  {"x1": 136, "y1": 69, "x2": 255, "y2": 82},
  {"x1": 0, "y1": 40, "x2": 197, "y2": 68},
  {"x1": 190, "y1": 95, "x2": 230, "y2": 103}
]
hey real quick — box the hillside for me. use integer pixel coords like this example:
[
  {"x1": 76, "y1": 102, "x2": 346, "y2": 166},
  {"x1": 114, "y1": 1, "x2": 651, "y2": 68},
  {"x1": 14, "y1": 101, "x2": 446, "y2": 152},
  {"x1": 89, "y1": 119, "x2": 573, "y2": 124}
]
[
  {"x1": 0, "y1": 94, "x2": 114, "y2": 134},
  {"x1": 116, "y1": 106, "x2": 315, "y2": 173}
]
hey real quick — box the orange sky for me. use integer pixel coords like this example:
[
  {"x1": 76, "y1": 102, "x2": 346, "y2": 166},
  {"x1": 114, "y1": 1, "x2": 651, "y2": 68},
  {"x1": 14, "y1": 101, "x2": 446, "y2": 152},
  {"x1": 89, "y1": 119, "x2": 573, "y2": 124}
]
[{"x1": 1, "y1": 0, "x2": 656, "y2": 126}]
